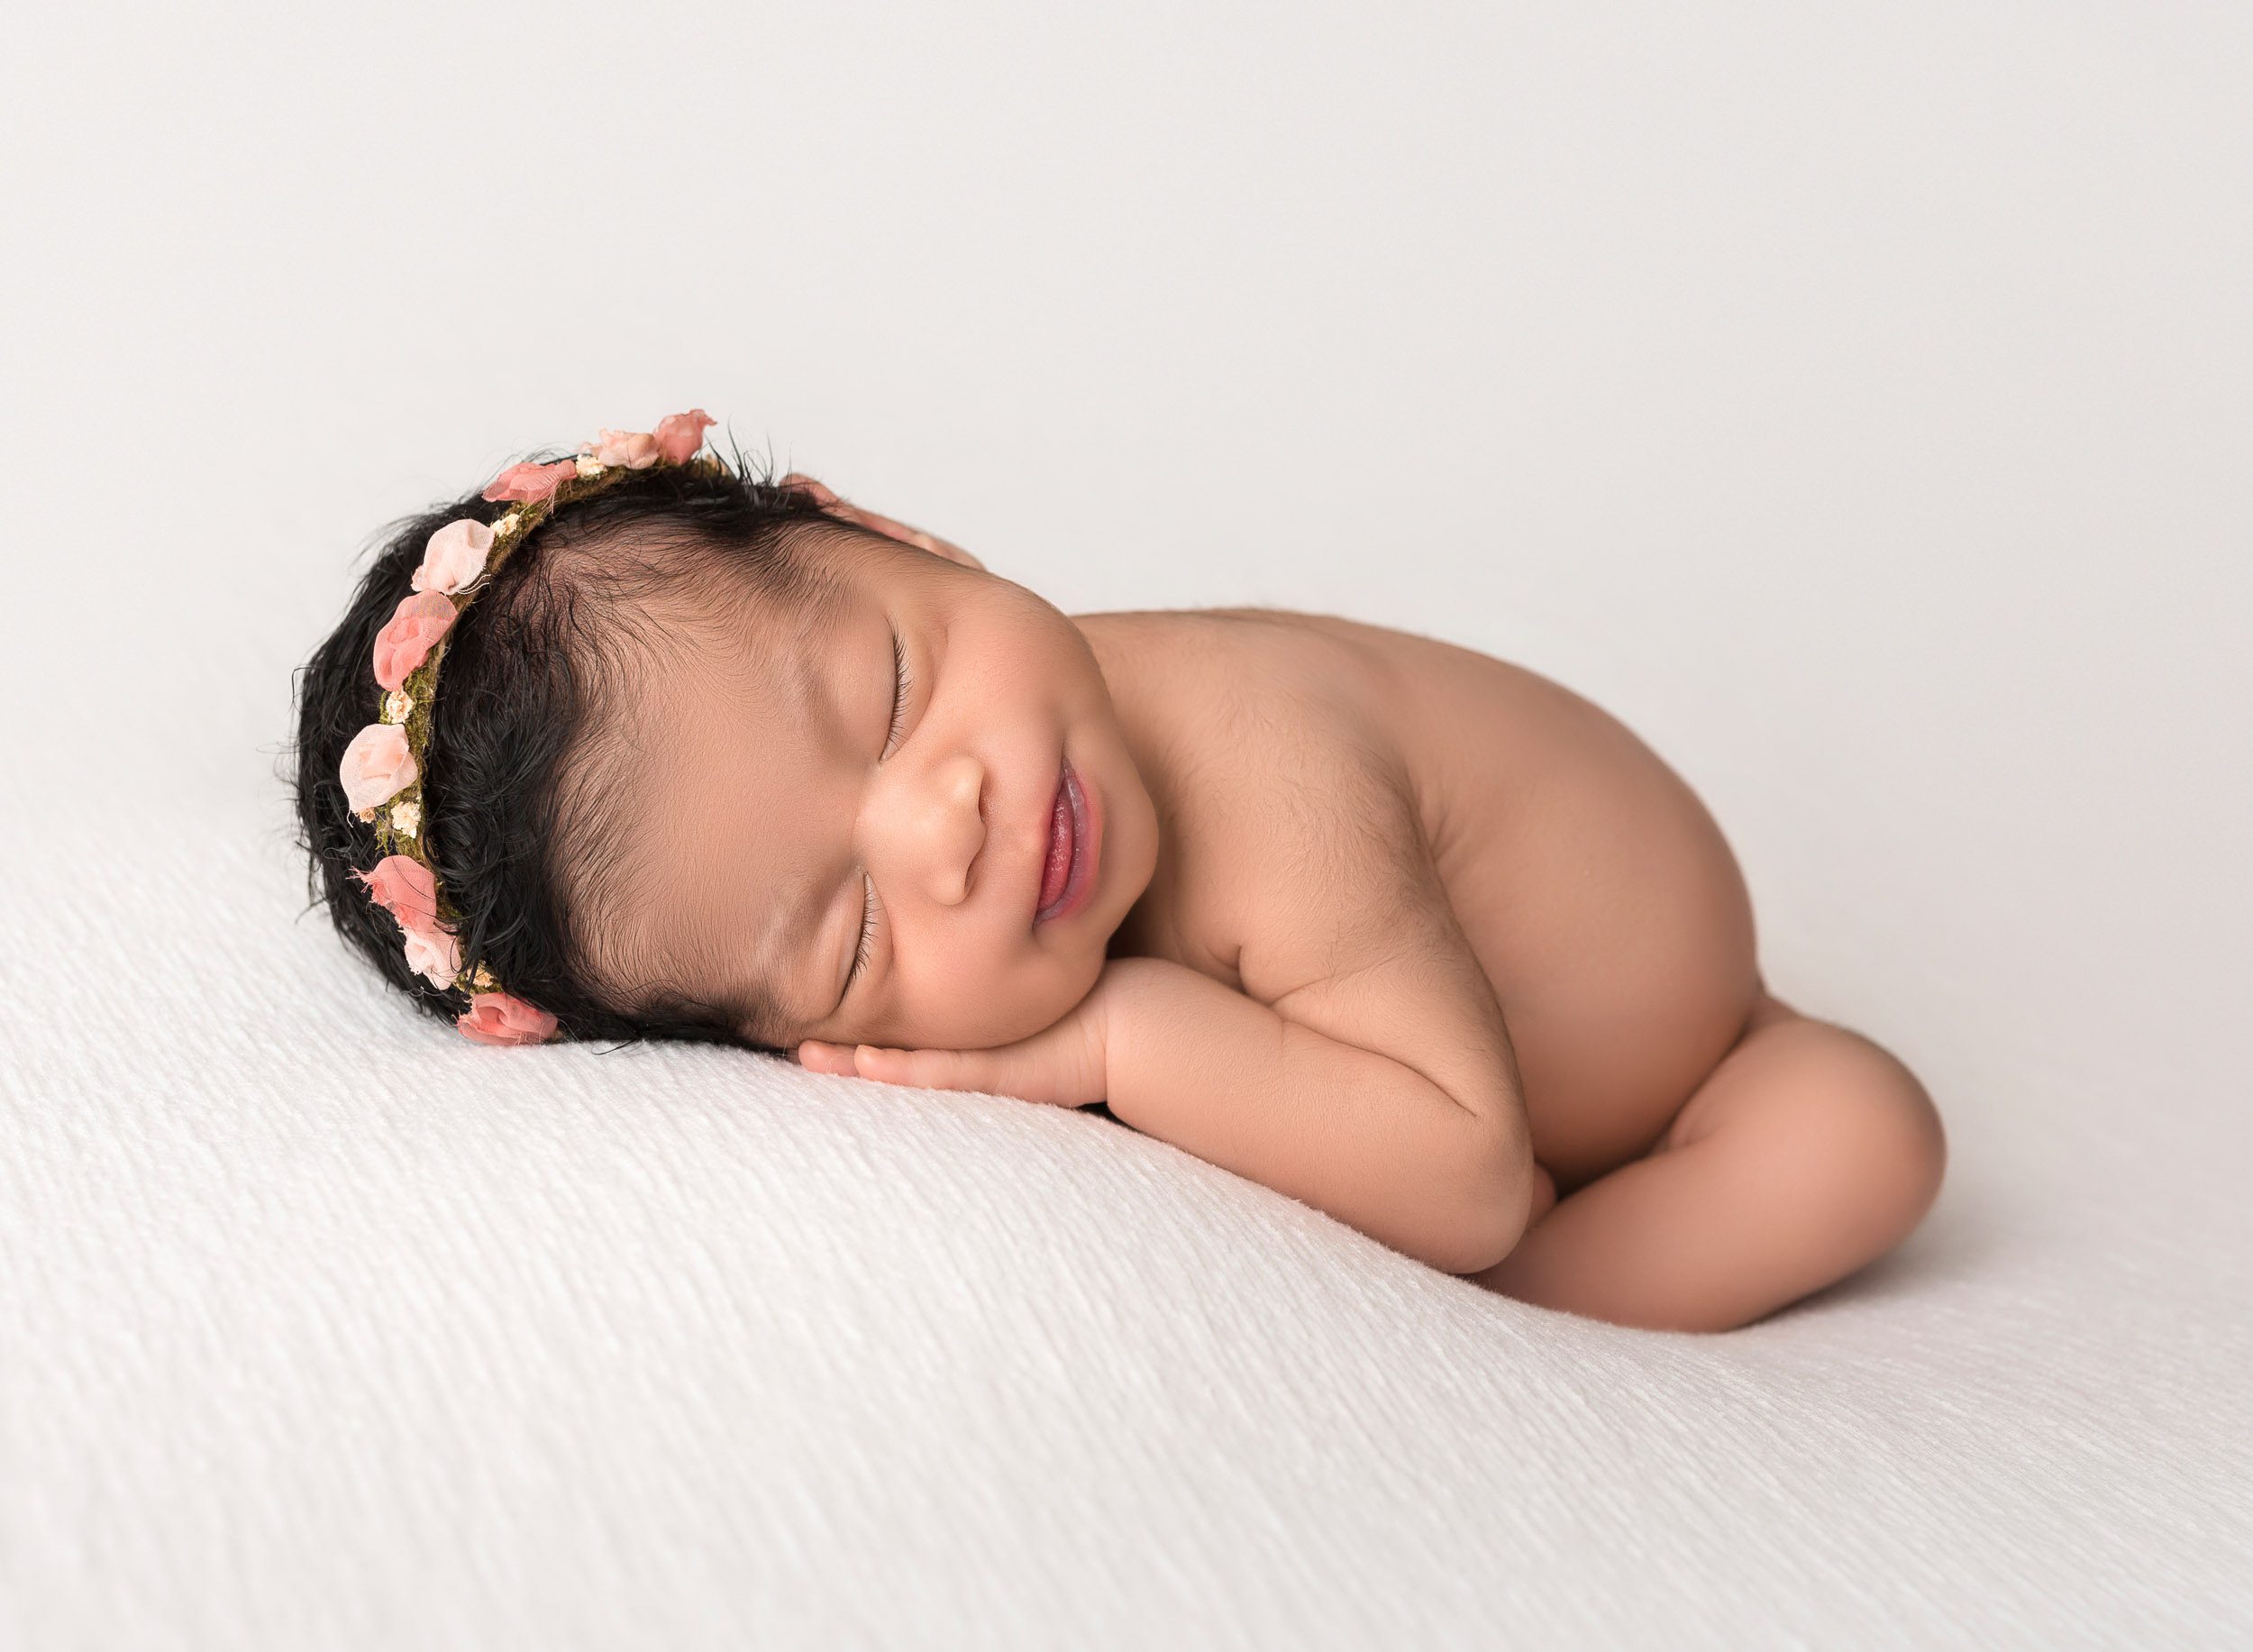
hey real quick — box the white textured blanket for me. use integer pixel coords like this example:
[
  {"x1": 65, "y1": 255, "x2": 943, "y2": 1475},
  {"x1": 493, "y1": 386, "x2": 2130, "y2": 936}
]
[{"x1": 4, "y1": 756, "x2": 2247, "y2": 1647}]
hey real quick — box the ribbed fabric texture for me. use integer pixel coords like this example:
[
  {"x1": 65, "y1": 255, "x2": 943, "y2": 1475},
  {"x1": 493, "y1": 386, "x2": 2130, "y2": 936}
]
[{"x1": 3, "y1": 758, "x2": 2247, "y2": 1649}]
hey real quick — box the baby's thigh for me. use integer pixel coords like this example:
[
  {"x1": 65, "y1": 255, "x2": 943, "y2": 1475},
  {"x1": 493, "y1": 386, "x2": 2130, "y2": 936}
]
[
  {"x1": 1472, "y1": 749, "x2": 1764, "y2": 1188},
  {"x1": 1502, "y1": 901, "x2": 1760, "y2": 1191}
]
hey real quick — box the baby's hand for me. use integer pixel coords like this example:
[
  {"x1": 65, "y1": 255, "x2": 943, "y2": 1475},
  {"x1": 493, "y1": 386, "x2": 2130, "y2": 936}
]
[{"x1": 796, "y1": 975, "x2": 1113, "y2": 1109}]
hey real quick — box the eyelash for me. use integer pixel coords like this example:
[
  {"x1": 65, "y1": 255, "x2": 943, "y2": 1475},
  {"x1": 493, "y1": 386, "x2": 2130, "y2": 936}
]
[
  {"x1": 847, "y1": 888, "x2": 880, "y2": 988},
  {"x1": 845, "y1": 634, "x2": 912, "y2": 990},
  {"x1": 882, "y1": 632, "x2": 914, "y2": 757}
]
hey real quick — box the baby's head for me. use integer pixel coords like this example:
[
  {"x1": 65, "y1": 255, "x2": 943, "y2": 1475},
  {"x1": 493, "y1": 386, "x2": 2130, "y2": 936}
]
[{"x1": 293, "y1": 424, "x2": 1153, "y2": 1058}]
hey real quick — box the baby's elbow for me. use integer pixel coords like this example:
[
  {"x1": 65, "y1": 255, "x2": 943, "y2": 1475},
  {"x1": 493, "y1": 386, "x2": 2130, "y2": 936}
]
[{"x1": 1445, "y1": 1115, "x2": 1537, "y2": 1274}]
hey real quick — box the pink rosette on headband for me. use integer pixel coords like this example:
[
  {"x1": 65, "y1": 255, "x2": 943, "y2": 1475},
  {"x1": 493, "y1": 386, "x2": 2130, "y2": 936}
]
[
  {"x1": 458, "y1": 991, "x2": 560, "y2": 1046},
  {"x1": 652, "y1": 408, "x2": 716, "y2": 464},
  {"x1": 372, "y1": 591, "x2": 458, "y2": 691},
  {"x1": 353, "y1": 854, "x2": 439, "y2": 932},
  {"x1": 483, "y1": 459, "x2": 578, "y2": 503},
  {"x1": 352, "y1": 853, "x2": 461, "y2": 988}
]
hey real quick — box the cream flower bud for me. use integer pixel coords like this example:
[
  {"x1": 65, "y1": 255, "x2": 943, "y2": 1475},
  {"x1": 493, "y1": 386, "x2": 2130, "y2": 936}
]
[
  {"x1": 412, "y1": 518, "x2": 495, "y2": 597},
  {"x1": 587, "y1": 428, "x2": 662, "y2": 469},
  {"x1": 340, "y1": 723, "x2": 416, "y2": 813},
  {"x1": 401, "y1": 923, "x2": 462, "y2": 990}
]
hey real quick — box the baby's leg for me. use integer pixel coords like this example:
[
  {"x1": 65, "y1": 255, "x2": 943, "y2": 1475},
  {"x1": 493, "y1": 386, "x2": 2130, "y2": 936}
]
[{"x1": 1469, "y1": 993, "x2": 1946, "y2": 1332}]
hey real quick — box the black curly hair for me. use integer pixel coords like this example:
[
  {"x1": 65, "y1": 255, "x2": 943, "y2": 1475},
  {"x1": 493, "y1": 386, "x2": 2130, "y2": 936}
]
[{"x1": 290, "y1": 435, "x2": 863, "y2": 1055}]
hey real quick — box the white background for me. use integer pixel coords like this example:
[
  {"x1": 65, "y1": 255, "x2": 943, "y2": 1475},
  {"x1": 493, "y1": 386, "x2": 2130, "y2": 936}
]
[{"x1": 4, "y1": 5, "x2": 2248, "y2": 1647}]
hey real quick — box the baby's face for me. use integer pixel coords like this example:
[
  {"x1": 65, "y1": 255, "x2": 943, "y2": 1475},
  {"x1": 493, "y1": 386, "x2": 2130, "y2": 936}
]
[{"x1": 584, "y1": 518, "x2": 1156, "y2": 1054}]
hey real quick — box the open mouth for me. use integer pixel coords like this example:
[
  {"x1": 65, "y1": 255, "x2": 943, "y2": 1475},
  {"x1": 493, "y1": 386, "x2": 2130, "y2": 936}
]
[{"x1": 1034, "y1": 760, "x2": 1099, "y2": 926}]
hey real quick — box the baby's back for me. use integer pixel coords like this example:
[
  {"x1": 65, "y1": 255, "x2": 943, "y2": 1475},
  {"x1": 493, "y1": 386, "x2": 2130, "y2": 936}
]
[{"x1": 1081, "y1": 606, "x2": 1761, "y2": 1188}]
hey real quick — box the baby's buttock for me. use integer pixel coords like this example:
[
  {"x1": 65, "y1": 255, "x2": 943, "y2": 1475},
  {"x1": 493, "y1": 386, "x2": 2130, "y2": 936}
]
[{"x1": 1396, "y1": 644, "x2": 1762, "y2": 1188}]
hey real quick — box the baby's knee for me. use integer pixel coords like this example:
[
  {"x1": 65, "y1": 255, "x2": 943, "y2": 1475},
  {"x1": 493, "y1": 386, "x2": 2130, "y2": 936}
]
[{"x1": 1795, "y1": 1025, "x2": 1948, "y2": 1247}]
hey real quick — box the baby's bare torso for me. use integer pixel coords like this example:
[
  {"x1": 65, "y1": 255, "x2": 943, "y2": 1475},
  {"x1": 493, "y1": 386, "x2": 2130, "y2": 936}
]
[{"x1": 1080, "y1": 607, "x2": 1761, "y2": 1189}]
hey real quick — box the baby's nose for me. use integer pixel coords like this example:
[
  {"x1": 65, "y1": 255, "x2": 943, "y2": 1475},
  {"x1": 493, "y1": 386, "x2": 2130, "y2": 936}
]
[{"x1": 879, "y1": 751, "x2": 987, "y2": 908}]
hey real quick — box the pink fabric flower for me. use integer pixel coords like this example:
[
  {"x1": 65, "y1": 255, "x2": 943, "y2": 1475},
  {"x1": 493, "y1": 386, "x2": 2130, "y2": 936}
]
[
  {"x1": 401, "y1": 923, "x2": 463, "y2": 990},
  {"x1": 372, "y1": 591, "x2": 458, "y2": 691},
  {"x1": 411, "y1": 517, "x2": 495, "y2": 596},
  {"x1": 352, "y1": 854, "x2": 439, "y2": 933},
  {"x1": 351, "y1": 852, "x2": 460, "y2": 988},
  {"x1": 482, "y1": 459, "x2": 578, "y2": 503},
  {"x1": 586, "y1": 428, "x2": 662, "y2": 469},
  {"x1": 652, "y1": 408, "x2": 716, "y2": 465},
  {"x1": 340, "y1": 723, "x2": 417, "y2": 813},
  {"x1": 458, "y1": 991, "x2": 559, "y2": 1046}
]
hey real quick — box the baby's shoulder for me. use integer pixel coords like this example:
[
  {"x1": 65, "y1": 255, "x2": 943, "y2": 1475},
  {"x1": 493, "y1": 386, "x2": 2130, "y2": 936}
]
[
  {"x1": 1126, "y1": 606, "x2": 1421, "y2": 822},
  {"x1": 1105, "y1": 607, "x2": 1452, "y2": 999}
]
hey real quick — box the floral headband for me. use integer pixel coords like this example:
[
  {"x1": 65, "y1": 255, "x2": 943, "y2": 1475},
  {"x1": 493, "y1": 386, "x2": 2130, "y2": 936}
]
[{"x1": 339, "y1": 408, "x2": 720, "y2": 1045}]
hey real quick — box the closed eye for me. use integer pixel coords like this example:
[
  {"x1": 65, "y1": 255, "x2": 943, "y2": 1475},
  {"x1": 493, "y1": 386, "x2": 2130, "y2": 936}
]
[{"x1": 845, "y1": 631, "x2": 912, "y2": 992}]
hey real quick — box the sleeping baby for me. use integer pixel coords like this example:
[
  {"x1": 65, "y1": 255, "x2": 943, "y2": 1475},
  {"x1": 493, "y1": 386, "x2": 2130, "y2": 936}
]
[{"x1": 294, "y1": 410, "x2": 1947, "y2": 1333}]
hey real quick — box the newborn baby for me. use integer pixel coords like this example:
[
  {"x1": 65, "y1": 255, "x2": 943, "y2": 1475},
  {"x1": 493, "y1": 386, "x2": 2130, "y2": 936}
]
[{"x1": 296, "y1": 438, "x2": 1946, "y2": 1333}]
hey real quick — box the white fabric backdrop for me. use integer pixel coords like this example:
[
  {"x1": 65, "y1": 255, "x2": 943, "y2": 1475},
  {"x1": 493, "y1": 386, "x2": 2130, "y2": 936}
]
[{"x1": 3, "y1": 4, "x2": 2248, "y2": 1647}]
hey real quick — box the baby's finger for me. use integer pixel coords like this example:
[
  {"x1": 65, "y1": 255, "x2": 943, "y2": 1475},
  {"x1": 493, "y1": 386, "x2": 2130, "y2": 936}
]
[
  {"x1": 778, "y1": 471, "x2": 836, "y2": 506},
  {"x1": 797, "y1": 1039, "x2": 856, "y2": 1075},
  {"x1": 860, "y1": 508, "x2": 943, "y2": 554},
  {"x1": 853, "y1": 1044, "x2": 991, "y2": 1092}
]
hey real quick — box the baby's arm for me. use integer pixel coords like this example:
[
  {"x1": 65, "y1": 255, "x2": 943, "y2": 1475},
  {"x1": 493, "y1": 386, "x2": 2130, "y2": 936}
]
[
  {"x1": 1098, "y1": 954, "x2": 1536, "y2": 1275},
  {"x1": 806, "y1": 895, "x2": 1537, "y2": 1273}
]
